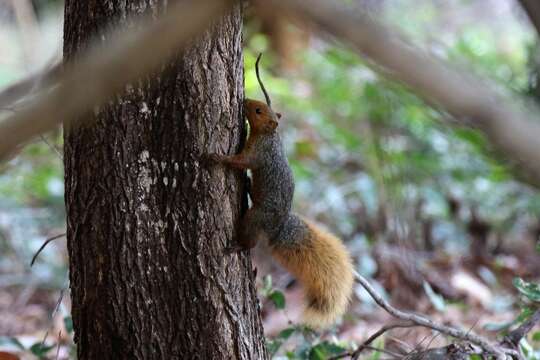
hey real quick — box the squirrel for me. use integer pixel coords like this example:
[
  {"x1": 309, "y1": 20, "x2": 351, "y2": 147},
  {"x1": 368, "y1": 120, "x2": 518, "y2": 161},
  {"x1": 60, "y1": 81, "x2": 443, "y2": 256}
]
[{"x1": 207, "y1": 55, "x2": 354, "y2": 328}]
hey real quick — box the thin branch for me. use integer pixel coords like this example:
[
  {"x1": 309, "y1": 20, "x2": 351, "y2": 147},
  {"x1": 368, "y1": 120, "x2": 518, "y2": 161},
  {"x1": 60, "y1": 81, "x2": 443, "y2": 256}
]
[
  {"x1": 349, "y1": 322, "x2": 415, "y2": 360},
  {"x1": 518, "y1": 0, "x2": 540, "y2": 39},
  {"x1": 0, "y1": 0, "x2": 232, "y2": 160},
  {"x1": 362, "y1": 345, "x2": 403, "y2": 359},
  {"x1": 30, "y1": 233, "x2": 66, "y2": 266},
  {"x1": 255, "y1": 53, "x2": 272, "y2": 107},
  {"x1": 263, "y1": 0, "x2": 540, "y2": 188}
]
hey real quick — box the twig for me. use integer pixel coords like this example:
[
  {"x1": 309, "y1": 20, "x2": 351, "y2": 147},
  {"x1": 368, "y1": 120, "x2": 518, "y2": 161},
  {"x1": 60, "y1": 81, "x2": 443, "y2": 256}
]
[
  {"x1": 40, "y1": 288, "x2": 66, "y2": 347},
  {"x1": 30, "y1": 233, "x2": 66, "y2": 266},
  {"x1": 352, "y1": 272, "x2": 515, "y2": 359},
  {"x1": 263, "y1": 0, "x2": 540, "y2": 189},
  {"x1": 255, "y1": 53, "x2": 272, "y2": 107},
  {"x1": 0, "y1": 0, "x2": 232, "y2": 160},
  {"x1": 348, "y1": 322, "x2": 416, "y2": 360},
  {"x1": 362, "y1": 345, "x2": 404, "y2": 359},
  {"x1": 39, "y1": 134, "x2": 63, "y2": 161}
]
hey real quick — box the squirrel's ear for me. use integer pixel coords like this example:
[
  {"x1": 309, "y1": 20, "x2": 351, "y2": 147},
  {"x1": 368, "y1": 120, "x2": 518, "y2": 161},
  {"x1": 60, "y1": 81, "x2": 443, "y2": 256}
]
[{"x1": 276, "y1": 112, "x2": 282, "y2": 119}]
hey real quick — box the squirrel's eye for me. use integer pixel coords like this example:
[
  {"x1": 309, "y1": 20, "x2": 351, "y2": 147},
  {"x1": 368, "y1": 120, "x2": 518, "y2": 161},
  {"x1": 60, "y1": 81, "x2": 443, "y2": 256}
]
[{"x1": 255, "y1": 108, "x2": 262, "y2": 114}]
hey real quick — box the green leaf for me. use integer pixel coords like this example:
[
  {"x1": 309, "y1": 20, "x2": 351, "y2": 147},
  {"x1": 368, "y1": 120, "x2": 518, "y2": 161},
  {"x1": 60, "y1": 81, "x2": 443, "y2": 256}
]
[
  {"x1": 278, "y1": 327, "x2": 296, "y2": 340},
  {"x1": 262, "y1": 275, "x2": 272, "y2": 295},
  {"x1": 29, "y1": 342, "x2": 55, "y2": 358},
  {"x1": 286, "y1": 351, "x2": 299, "y2": 360},
  {"x1": 453, "y1": 128, "x2": 486, "y2": 149},
  {"x1": 309, "y1": 347, "x2": 326, "y2": 360},
  {"x1": 266, "y1": 339, "x2": 282, "y2": 356},
  {"x1": 532, "y1": 331, "x2": 540, "y2": 342},
  {"x1": 309, "y1": 342, "x2": 346, "y2": 360},
  {"x1": 369, "y1": 349, "x2": 382, "y2": 360},
  {"x1": 64, "y1": 316, "x2": 74, "y2": 334},
  {"x1": 513, "y1": 278, "x2": 540, "y2": 302},
  {"x1": 266, "y1": 327, "x2": 296, "y2": 356},
  {"x1": 423, "y1": 281, "x2": 446, "y2": 312},
  {"x1": 516, "y1": 307, "x2": 534, "y2": 323},
  {"x1": 269, "y1": 290, "x2": 286, "y2": 309},
  {"x1": 0, "y1": 336, "x2": 26, "y2": 350}
]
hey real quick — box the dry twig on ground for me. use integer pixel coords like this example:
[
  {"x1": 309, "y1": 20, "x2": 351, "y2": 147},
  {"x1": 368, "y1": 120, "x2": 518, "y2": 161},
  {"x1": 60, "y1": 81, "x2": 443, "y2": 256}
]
[{"x1": 350, "y1": 272, "x2": 521, "y2": 359}]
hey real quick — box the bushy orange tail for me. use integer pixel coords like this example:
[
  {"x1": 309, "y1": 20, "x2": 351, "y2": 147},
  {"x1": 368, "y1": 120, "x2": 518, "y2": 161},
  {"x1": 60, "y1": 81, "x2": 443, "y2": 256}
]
[{"x1": 271, "y1": 218, "x2": 354, "y2": 328}]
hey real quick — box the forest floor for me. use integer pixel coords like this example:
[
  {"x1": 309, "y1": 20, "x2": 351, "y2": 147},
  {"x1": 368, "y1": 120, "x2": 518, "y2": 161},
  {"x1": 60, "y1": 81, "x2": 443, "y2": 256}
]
[{"x1": 0, "y1": 236, "x2": 539, "y2": 359}]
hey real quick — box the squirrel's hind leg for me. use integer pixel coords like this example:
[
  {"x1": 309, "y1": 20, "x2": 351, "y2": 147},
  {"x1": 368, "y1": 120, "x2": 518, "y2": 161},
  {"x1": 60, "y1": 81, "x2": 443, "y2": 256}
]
[{"x1": 225, "y1": 208, "x2": 268, "y2": 253}]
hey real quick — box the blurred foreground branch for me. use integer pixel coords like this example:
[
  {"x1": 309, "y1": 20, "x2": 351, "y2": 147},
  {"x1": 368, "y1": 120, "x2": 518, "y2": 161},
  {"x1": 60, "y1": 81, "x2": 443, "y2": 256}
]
[
  {"x1": 519, "y1": 0, "x2": 540, "y2": 38},
  {"x1": 0, "y1": 0, "x2": 231, "y2": 160},
  {"x1": 0, "y1": 61, "x2": 61, "y2": 109},
  {"x1": 264, "y1": 0, "x2": 540, "y2": 188}
]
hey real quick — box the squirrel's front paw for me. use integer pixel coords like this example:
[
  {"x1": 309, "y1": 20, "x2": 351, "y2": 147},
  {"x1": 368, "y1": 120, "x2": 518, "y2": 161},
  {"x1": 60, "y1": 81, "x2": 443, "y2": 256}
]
[{"x1": 202, "y1": 153, "x2": 223, "y2": 164}]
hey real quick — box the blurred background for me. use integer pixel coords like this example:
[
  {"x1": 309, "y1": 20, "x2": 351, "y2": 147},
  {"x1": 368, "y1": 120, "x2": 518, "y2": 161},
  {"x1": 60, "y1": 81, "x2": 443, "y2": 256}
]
[{"x1": 1, "y1": 0, "x2": 540, "y2": 359}]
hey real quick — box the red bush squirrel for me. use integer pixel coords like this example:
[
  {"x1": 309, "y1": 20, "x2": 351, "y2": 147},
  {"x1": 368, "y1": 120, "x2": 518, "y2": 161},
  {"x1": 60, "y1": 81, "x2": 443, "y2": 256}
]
[{"x1": 207, "y1": 57, "x2": 354, "y2": 328}]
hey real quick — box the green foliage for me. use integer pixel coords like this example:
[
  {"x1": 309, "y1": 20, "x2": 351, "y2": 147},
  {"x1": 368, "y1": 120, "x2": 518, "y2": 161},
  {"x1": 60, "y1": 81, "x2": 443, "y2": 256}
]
[
  {"x1": 308, "y1": 341, "x2": 347, "y2": 360},
  {"x1": 244, "y1": 1, "x2": 540, "y2": 249},
  {"x1": 0, "y1": 336, "x2": 25, "y2": 351},
  {"x1": 267, "y1": 327, "x2": 296, "y2": 356},
  {"x1": 0, "y1": 135, "x2": 64, "y2": 206},
  {"x1": 514, "y1": 278, "x2": 540, "y2": 303},
  {"x1": 269, "y1": 290, "x2": 286, "y2": 310},
  {"x1": 29, "y1": 342, "x2": 56, "y2": 359},
  {"x1": 261, "y1": 275, "x2": 287, "y2": 310},
  {"x1": 64, "y1": 315, "x2": 74, "y2": 335},
  {"x1": 0, "y1": 336, "x2": 56, "y2": 359},
  {"x1": 267, "y1": 329, "x2": 349, "y2": 360}
]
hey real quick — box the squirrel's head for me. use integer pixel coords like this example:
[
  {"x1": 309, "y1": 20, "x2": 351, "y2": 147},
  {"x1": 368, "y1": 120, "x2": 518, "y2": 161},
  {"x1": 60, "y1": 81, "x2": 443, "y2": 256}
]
[{"x1": 244, "y1": 98, "x2": 282, "y2": 134}]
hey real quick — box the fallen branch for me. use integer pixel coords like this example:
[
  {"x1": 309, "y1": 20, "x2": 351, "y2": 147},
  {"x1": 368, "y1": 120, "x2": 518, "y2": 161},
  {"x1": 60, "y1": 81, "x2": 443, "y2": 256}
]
[
  {"x1": 328, "y1": 321, "x2": 415, "y2": 360},
  {"x1": 403, "y1": 343, "x2": 477, "y2": 360},
  {"x1": 352, "y1": 272, "x2": 518, "y2": 359},
  {"x1": 264, "y1": 0, "x2": 540, "y2": 188},
  {"x1": 0, "y1": 0, "x2": 232, "y2": 160}
]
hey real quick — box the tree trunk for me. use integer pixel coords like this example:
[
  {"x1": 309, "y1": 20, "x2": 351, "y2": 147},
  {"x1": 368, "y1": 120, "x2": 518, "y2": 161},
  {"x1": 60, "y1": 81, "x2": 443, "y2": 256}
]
[{"x1": 63, "y1": 1, "x2": 268, "y2": 359}]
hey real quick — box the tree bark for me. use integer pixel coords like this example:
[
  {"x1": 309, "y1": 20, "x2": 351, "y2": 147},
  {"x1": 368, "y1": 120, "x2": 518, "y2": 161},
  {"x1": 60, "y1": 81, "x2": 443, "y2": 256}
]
[{"x1": 63, "y1": 1, "x2": 268, "y2": 359}]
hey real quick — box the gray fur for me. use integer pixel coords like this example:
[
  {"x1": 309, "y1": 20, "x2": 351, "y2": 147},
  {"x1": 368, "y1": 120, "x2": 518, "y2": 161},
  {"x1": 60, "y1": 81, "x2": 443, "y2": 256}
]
[{"x1": 248, "y1": 132, "x2": 300, "y2": 245}]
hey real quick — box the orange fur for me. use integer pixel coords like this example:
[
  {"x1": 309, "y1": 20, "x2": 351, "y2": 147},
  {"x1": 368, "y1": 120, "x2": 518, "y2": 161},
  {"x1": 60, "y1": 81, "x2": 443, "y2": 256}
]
[{"x1": 271, "y1": 218, "x2": 354, "y2": 328}]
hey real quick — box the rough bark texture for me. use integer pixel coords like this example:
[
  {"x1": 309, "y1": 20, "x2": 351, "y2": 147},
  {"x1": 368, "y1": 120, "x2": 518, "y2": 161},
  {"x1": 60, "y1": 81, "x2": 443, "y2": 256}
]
[{"x1": 63, "y1": 1, "x2": 268, "y2": 359}]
